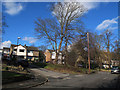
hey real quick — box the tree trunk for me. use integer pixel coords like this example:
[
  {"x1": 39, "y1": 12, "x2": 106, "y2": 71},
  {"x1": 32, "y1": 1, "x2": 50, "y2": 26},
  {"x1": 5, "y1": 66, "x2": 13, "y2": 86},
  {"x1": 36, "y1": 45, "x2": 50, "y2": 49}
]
[
  {"x1": 64, "y1": 38, "x2": 68, "y2": 66},
  {"x1": 55, "y1": 36, "x2": 63, "y2": 63}
]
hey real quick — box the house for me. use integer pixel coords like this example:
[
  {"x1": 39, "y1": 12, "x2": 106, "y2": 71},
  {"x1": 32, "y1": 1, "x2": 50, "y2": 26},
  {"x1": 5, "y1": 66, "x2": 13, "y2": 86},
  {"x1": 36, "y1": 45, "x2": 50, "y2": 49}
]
[
  {"x1": 44, "y1": 49, "x2": 53, "y2": 62},
  {"x1": 2, "y1": 47, "x2": 10, "y2": 60},
  {"x1": 0, "y1": 49, "x2": 3, "y2": 60},
  {"x1": 10, "y1": 44, "x2": 40, "y2": 61},
  {"x1": 111, "y1": 60, "x2": 120, "y2": 67},
  {"x1": 44, "y1": 49, "x2": 64, "y2": 64},
  {"x1": 102, "y1": 60, "x2": 120, "y2": 69},
  {"x1": 26, "y1": 46, "x2": 40, "y2": 61},
  {"x1": 0, "y1": 49, "x2": 2, "y2": 53},
  {"x1": 10, "y1": 44, "x2": 26, "y2": 60},
  {"x1": 102, "y1": 60, "x2": 110, "y2": 69}
]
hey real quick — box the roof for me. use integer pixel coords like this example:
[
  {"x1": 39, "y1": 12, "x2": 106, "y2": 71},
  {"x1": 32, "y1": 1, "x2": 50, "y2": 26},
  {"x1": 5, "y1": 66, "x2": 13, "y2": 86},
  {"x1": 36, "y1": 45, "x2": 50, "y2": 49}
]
[
  {"x1": 48, "y1": 49, "x2": 55, "y2": 53},
  {"x1": 11, "y1": 44, "x2": 18, "y2": 47},
  {"x1": 46, "y1": 49, "x2": 63, "y2": 53},
  {"x1": 26, "y1": 46, "x2": 39, "y2": 51},
  {"x1": 3, "y1": 47, "x2": 10, "y2": 50},
  {"x1": 10, "y1": 44, "x2": 39, "y2": 51},
  {"x1": 111, "y1": 60, "x2": 120, "y2": 61}
]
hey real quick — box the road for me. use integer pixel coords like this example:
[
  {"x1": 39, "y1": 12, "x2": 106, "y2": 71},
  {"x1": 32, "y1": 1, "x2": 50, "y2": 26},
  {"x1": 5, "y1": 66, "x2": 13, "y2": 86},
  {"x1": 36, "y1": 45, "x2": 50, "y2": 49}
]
[{"x1": 30, "y1": 66, "x2": 120, "y2": 88}]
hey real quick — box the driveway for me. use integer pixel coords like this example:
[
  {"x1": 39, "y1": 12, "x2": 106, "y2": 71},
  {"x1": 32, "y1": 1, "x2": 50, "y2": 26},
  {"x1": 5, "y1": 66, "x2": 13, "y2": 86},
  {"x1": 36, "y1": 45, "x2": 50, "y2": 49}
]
[{"x1": 30, "y1": 66, "x2": 119, "y2": 88}]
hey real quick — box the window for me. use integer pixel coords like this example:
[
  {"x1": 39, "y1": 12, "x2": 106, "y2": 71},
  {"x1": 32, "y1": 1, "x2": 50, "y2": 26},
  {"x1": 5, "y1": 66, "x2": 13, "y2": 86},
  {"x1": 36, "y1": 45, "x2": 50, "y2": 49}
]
[
  {"x1": 30, "y1": 51, "x2": 33, "y2": 53},
  {"x1": 28, "y1": 50, "x2": 30, "y2": 53},
  {"x1": 28, "y1": 50, "x2": 32, "y2": 53},
  {"x1": 14, "y1": 49, "x2": 17, "y2": 51},
  {"x1": 19, "y1": 49, "x2": 24, "y2": 52}
]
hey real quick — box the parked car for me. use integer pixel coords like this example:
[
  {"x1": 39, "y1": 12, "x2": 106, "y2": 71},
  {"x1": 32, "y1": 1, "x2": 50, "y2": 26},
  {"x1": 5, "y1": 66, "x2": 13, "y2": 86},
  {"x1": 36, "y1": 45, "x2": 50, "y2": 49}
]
[{"x1": 111, "y1": 66, "x2": 120, "y2": 74}]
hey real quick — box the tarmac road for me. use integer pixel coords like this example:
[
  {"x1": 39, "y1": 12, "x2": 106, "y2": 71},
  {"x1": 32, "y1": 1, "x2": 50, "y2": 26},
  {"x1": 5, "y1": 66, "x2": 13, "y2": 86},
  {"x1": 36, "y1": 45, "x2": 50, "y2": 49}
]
[{"x1": 30, "y1": 67, "x2": 119, "y2": 88}]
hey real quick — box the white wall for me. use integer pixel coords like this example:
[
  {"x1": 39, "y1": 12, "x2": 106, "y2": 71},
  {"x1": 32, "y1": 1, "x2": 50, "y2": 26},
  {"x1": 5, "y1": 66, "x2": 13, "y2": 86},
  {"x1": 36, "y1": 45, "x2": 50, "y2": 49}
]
[
  {"x1": 13, "y1": 46, "x2": 34, "y2": 57},
  {"x1": 4, "y1": 50, "x2": 10, "y2": 54},
  {"x1": 58, "y1": 53, "x2": 62, "y2": 60},
  {"x1": 0, "y1": 50, "x2": 2, "y2": 53},
  {"x1": 52, "y1": 52, "x2": 56, "y2": 59},
  {"x1": 13, "y1": 46, "x2": 26, "y2": 56},
  {"x1": 51, "y1": 52, "x2": 63, "y2": 60},
  {"x1": 28, "y1": 51, "x2": 33, "y2": 56}
]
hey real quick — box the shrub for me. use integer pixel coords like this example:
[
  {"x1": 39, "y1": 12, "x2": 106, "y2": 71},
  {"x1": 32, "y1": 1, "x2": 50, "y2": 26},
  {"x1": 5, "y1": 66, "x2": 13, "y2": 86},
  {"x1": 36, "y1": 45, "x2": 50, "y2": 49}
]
[{"x1": 5, "y1": 67, "x2": 9, "y2": 70}]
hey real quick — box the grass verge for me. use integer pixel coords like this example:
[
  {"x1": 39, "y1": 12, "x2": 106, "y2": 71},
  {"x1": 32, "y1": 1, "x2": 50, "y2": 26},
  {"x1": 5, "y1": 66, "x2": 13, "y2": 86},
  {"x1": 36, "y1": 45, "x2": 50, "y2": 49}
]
[
  {"x1": 33, "y1": 62, "x2": 97, "y2": 74},
  {"x1": 2, "y1": 71, "x2": 32, "y2": 84}
]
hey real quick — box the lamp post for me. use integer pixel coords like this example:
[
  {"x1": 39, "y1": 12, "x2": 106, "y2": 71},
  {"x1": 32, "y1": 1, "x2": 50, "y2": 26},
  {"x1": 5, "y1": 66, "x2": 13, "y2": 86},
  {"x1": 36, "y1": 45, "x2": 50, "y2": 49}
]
[
  {"x1": 17, "y1": 37, "x2": 21, "y2": 60},
  {"x1": 87, "y1": 33, "x2": 90, "y2": 73},
  {"x1": 17, "y1": 37, "x2": 21, "y2": 45}
]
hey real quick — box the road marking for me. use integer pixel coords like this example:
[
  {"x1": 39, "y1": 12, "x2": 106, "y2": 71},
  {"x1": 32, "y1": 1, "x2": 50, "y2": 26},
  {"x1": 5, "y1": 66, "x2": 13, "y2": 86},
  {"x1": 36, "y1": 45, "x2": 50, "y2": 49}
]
[
  {"x1": 19, "y1": 84, "x2": 23, "y2": 85},
  {"x1": 103, "y1": 77, "x2": 107, "y2": 80},
  {"x1": 63, "y1": 77, "x2": 71, "y2": 80},
  {"x1": 74, "y1": 75, "x2": 83, "y2": 77}
]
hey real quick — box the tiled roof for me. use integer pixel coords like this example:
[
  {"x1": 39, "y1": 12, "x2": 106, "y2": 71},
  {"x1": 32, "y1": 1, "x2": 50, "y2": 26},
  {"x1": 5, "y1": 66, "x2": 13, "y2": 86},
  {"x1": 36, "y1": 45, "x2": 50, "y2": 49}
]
[
  {"x1": 11, "y1": 44, "x2": 18, "y2": 47},
  {"x1": 46, "y1": 49, "x2": 63, "y2": 53},
  {"x1": 3, "y1": 47, "x2": 10, "y2": 50},
  {"x1": 26, "y1": 46, "x2": 39, "y2": 51},
  {"x1": 11, "y1": 44, "x2": 39, "y2": 51}
]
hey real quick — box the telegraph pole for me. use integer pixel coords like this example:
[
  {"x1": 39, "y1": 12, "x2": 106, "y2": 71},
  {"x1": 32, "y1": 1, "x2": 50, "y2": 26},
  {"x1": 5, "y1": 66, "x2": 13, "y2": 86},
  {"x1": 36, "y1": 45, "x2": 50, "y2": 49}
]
[{"x1": 87, "y1": 32, "x2": 90, "y2": 73}]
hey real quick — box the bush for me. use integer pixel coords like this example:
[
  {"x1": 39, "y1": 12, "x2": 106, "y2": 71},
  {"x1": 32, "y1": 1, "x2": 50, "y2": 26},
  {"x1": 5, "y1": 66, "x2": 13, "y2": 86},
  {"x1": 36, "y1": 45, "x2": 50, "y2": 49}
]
[
  {"x1": 33, "y1": 62, "x2": 47, "y2": 68},
  {"x1": 5, "y1": 67, "x2": 9, "y2": 70}
]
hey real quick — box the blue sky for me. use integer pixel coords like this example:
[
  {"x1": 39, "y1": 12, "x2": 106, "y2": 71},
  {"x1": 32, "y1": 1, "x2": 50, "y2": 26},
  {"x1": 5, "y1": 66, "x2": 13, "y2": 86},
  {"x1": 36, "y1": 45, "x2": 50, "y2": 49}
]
[{"x1": 1, "y1": 1, "x2": 119, "y2": 49}]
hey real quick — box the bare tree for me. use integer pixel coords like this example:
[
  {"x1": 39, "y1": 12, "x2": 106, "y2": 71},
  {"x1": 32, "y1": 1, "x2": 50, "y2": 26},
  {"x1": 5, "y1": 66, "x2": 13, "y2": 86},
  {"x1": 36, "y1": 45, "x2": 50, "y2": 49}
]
[
  {"x1": 38, "y1": 45, "x2": 48, "y2": 52},
  {"x1": 67, "y1": 31, "x2": 88, "y2": 67},
  {"x1": 102, "y1": 29, "x2": 113, "y2": 69},
  {"x1": 52, "y1": 2, "x2": 87, "y2": 63},
  {"x1": 112, "y1": 40, "x2": 120, "y2": 60},
  {"x1": 35, "y1": 2, "x2": 87, "y2": 64},
  {"x1": 94, "y1": 33, "x2": 106, "y2": 70}
]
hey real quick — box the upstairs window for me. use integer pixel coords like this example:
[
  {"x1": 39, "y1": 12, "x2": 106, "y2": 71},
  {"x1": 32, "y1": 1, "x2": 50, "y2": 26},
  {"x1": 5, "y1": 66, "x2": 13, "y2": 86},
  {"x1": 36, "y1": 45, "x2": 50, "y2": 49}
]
[
  {"x1": 28, "y1": 50, "x2": 32, "y2": 53},
  {"x1": 28, "y1": 50, "x2": 30, "y2": 53},
  {"x1": 19, "y1": 49, "x2": 24, "y2": 52},
  {"x1": 14, "y1": 49, "x2": 17, "y2": 51}
]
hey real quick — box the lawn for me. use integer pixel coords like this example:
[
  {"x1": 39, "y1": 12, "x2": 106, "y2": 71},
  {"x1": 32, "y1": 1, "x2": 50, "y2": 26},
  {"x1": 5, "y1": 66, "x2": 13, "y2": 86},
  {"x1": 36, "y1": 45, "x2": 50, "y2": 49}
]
[
  {"x1": 2, "y1": 71, "x2": 32, "y2": 84},
  {"x1": 2, "y1": 63, "x2": 33, "y2": 84},
  {"x1": 2, "y1": 71, "x2": 25, "y2": 79}
]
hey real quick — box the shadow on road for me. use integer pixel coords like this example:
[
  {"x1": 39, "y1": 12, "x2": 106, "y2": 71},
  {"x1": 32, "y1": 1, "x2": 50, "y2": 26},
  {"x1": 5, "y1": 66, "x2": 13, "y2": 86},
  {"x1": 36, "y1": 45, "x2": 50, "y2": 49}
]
[
  {"x1": 29, "y1": 63, "x2": 47, "y2": 68},
  {"x1": 99, "y1": 74, "x2": 120, "y2": 88}
]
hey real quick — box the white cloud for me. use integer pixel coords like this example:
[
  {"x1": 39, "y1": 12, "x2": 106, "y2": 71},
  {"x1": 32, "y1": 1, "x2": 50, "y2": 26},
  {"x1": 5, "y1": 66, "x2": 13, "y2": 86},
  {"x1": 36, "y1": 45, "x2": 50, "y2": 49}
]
[
  {"x1": 0, "y1": 40, "x2": 11, "y2": 49},
  {"x1": 4, "y1": 2, "x2": 23, "y2": 15},
  {"x1": 22, "y1": 37, "x2": 37, "y2": 44},
  {"x1": 96, "y1": 16, "x2": 119, "y2": 31},
  {"x1": 81, "y1": 2, "x2": 99, "y2": 11},
  {"x1": 52, "y1": 2, "x2": 100, "y2": 19}
]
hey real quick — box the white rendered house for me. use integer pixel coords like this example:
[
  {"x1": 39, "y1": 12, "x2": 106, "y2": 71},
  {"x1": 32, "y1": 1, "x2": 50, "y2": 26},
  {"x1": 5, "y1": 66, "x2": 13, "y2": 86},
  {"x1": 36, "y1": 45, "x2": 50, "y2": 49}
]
[{"x1": 10, "y1": 44, "x2": 39, "y2": 61}]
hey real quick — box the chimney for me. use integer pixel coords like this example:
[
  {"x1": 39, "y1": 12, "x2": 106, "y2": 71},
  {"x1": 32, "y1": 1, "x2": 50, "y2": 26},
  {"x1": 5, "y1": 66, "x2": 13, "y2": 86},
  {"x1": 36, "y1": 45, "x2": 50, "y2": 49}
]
[{"x1": 24, "y1": 44, "x2": 26, "y2": 47}]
